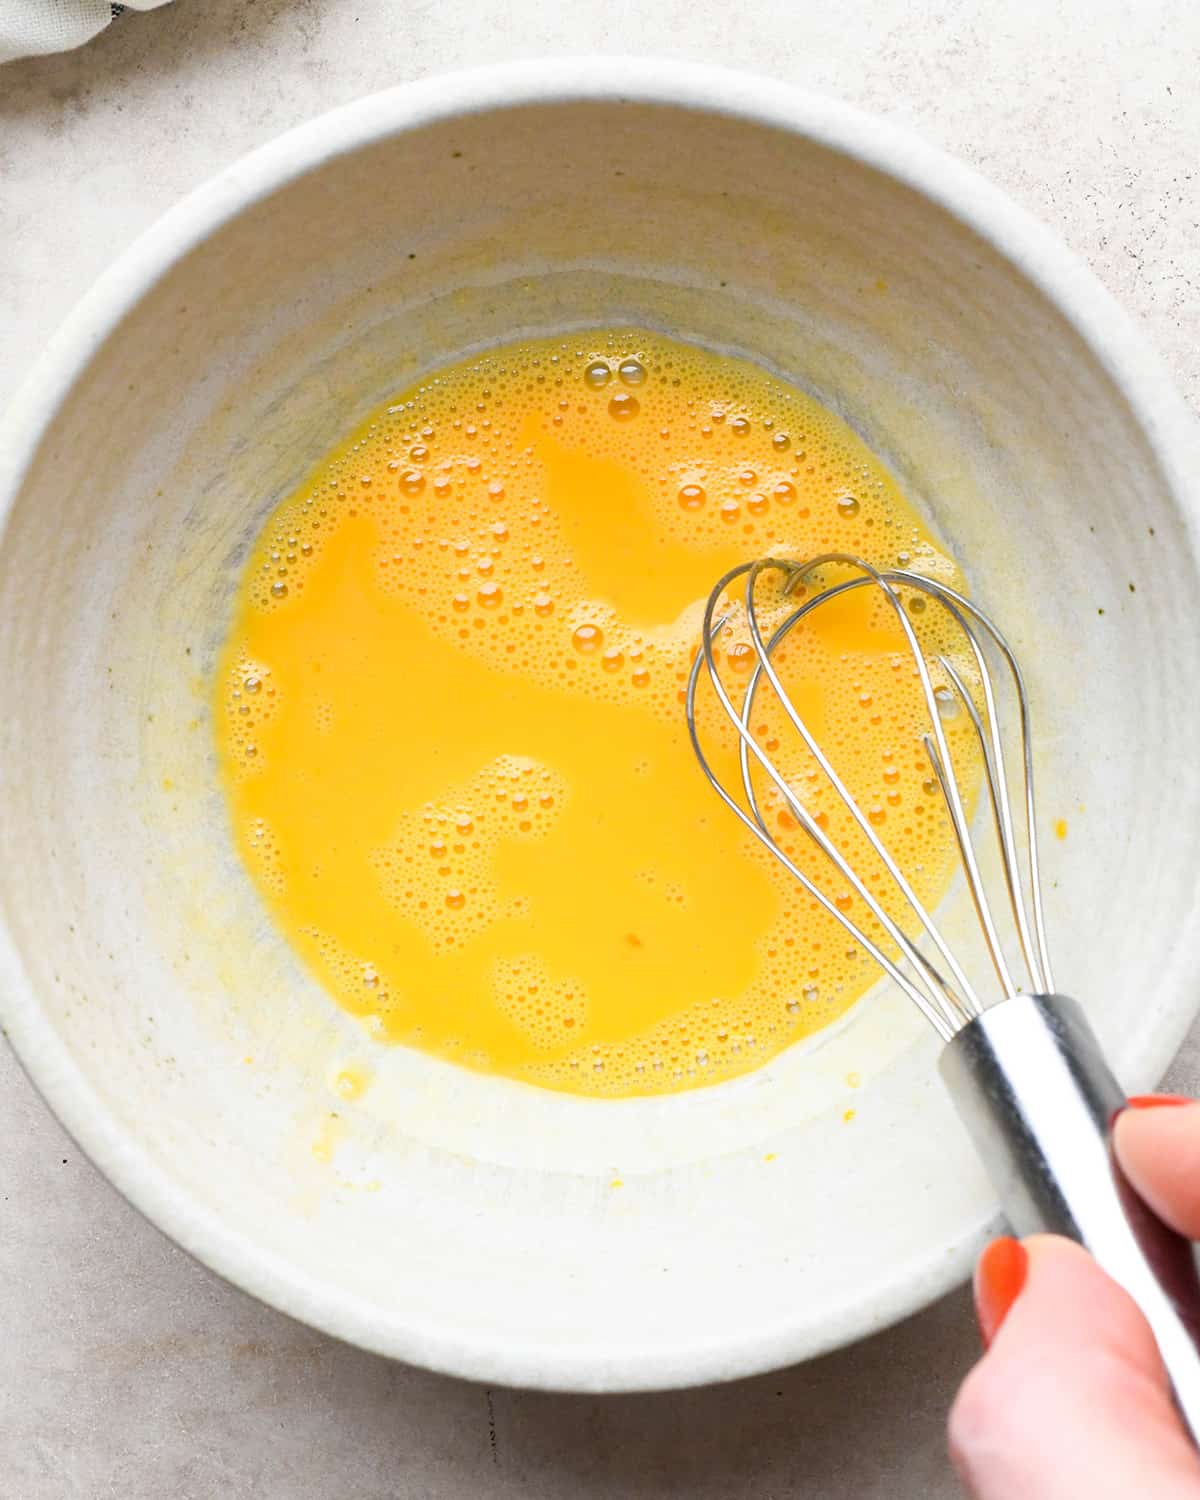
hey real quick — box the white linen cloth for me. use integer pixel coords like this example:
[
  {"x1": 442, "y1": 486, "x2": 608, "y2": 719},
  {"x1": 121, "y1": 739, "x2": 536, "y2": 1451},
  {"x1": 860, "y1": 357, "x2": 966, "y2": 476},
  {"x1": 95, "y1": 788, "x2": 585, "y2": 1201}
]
[{"x1": 1, "y1": 0, "x2": 173, "y2": 64}]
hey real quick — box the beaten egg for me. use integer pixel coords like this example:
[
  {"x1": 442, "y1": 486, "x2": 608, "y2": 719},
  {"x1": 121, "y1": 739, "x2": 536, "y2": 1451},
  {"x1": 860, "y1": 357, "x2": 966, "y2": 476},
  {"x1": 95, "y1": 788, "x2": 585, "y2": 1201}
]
[{"x1": 214, "y1": 330, "x2": 978, "y2": 1096}]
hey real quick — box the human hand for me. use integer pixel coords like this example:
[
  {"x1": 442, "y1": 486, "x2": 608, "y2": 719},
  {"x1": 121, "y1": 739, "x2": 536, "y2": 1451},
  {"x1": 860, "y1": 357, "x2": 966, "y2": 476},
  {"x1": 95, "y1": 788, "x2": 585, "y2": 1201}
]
[{"x1": 949, "y1": 1096, "x2": 1200, "y2": 1499}]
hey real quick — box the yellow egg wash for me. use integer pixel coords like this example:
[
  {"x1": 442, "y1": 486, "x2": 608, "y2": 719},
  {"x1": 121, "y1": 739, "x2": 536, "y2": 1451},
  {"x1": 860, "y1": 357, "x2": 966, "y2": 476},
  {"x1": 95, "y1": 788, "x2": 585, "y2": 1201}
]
[{"x1": 214, "y1": 330, "x2": 979, "y2": 1097}]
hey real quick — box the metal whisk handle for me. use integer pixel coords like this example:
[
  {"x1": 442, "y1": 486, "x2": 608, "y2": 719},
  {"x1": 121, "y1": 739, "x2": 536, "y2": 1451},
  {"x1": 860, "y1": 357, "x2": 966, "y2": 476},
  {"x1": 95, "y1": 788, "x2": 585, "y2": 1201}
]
[{"x1": 941, "y1": 993, "x2": 1200, "y2": 1442}]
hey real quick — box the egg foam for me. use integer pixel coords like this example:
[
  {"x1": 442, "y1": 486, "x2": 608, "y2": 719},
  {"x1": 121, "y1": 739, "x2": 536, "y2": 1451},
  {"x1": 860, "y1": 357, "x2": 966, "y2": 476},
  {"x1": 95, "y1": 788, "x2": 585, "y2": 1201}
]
[{"x1": 214, "y1": 329, "x2": 980, "y2": 1097}]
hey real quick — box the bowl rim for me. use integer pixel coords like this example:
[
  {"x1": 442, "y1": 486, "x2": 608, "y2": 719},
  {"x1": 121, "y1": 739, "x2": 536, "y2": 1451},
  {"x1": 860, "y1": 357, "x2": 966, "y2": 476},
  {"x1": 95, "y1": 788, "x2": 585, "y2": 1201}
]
[{"x1": 2, "y1": 56, "x2": 1199, "y2": 1392}]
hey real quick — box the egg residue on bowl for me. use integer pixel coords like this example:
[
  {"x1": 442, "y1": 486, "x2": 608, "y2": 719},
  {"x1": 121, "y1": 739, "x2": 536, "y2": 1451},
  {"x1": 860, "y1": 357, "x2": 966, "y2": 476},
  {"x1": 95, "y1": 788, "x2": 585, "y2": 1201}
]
[{"x1": 214, "y1": 329, "x2": 980, "y2": 1096}]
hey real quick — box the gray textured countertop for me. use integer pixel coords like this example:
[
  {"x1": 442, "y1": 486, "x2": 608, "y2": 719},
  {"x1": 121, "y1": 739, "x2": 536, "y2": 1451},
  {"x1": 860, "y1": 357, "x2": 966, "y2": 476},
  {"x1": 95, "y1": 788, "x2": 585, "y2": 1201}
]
[{"x1": 2, "y1": 2, "x2": 1198, "y2": 1494}]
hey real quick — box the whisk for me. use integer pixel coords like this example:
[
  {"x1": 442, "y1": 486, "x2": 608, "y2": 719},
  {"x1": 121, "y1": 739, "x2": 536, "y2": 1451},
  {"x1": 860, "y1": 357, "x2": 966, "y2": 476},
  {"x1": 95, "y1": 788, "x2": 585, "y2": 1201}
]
[{"x1": 687, "y1": 552, "x2": 1200, "y2": 1436}]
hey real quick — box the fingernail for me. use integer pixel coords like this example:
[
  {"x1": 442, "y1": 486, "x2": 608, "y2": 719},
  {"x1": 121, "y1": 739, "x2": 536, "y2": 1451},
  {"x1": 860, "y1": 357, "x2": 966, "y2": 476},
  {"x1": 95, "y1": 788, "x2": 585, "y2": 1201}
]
[
  {"x1": 1126, "y1": 1094, "x2": 1193, "y2": 1110},
  {"x1": 974, "y1": 1236, "x2": 1027, "y2": 1348}
]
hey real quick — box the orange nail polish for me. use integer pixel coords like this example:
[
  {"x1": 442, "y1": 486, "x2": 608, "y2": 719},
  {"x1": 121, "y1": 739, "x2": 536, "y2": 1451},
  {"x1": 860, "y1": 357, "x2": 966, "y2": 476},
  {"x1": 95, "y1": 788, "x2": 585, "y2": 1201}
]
[
  {"x1": 1126, "y1": 1094, "x2": 1193, "y2": 1109},
  {"x1": 974, "y1": 1236, "x2": 1027, "y2": 1348}
]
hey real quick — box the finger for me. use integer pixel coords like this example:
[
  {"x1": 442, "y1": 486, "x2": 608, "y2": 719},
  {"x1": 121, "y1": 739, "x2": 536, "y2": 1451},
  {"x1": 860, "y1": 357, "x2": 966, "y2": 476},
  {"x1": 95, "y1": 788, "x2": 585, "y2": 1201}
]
[
  {"x1": 1114, "y1": 1098, "x2": 1200, "y2": 1240},
  {"x1": 949, "y1": 1234, "x2": 1200, "y2": 1500}
]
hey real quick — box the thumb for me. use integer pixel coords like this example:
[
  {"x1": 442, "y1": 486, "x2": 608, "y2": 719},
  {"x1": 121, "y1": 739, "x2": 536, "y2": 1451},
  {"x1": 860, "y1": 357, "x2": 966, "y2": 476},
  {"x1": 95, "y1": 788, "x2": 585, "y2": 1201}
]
[{"x1": 949, "y1": 1234, "x2": 1200, "y2": 1500}]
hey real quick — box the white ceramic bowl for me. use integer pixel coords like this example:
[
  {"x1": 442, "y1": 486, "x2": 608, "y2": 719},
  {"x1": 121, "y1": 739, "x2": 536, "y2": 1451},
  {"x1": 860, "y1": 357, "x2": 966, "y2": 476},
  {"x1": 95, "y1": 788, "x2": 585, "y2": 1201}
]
[{"x1": 2, "y1": 60, "x2": 1199, "y2": 1393}]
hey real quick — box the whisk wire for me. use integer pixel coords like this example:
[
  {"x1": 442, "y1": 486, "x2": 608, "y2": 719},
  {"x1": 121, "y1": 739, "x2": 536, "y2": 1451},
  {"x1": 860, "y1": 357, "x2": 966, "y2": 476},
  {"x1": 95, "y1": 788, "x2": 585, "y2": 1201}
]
[
  {"x1": 938, "y1": 650, "x2": 1039, "y2": 995},
  {"x1": 734, "y1": 658, "x2": 964, "y2": 1037},
  {"x1": 734, "y1": 570, "x2": 972, "y2": 1032},
  {"x1": 779, "y1": 555, "x2": 999, "y2": 1017},
  {"x1": 686, "y1": 641, "x2": 959, "y2": 1042},
  {"x1": 895, "y1": 571, "x2": 1053, "y2": 996}
]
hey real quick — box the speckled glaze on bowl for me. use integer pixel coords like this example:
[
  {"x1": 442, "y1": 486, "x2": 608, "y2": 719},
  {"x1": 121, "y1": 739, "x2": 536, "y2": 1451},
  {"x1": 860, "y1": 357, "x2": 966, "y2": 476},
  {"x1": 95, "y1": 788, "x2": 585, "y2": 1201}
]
[{"x1": 1, "y1": 60, "x2": 1198, "y2": 1392}]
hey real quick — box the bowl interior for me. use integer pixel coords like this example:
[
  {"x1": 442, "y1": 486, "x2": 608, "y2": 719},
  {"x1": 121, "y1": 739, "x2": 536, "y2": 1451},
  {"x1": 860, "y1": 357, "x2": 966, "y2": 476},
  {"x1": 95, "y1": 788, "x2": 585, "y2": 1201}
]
[{"x1": 3, "y1": 72, "x2": 1199, "y2": 1390}]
